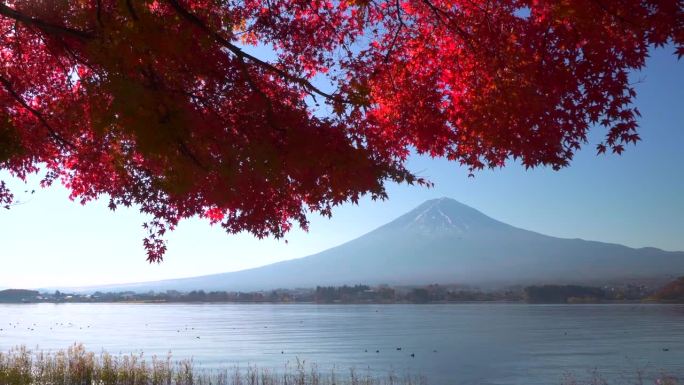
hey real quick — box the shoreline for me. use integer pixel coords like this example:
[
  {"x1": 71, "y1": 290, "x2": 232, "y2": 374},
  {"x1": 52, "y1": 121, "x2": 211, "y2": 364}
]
[{"x1": 0, "y1": 299, "x2": 670, "y2": 305}]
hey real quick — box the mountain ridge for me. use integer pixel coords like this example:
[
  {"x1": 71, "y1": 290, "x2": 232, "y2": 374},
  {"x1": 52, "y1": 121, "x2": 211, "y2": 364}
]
[{"x1": 56, "y1": 198, "x2": 684, "y2": 293}]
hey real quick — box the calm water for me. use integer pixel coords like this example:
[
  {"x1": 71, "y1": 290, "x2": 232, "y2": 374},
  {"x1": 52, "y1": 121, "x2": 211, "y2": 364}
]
[{"x1": 1, "y1": 303, "x2": 683, "y2": 384}]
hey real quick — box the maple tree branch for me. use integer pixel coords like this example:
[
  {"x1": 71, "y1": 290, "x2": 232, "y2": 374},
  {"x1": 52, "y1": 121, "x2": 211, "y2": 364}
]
[
  {"x1": 0, "y1": 74, "x2": 76, "y2": 151},
  {"x1": 420, "y1": 0, "x2": 475, "y2": 51},
  {"x1": 177, "y1": 140, "x2": 208, "y2": 171},
  {"x1": 590, "y1": 0, "x2": 640, "y2": 29},
  {"x1": 125, "y1": 0, "x2": 139, "y2": 21},
  {"x1": 234, "y1": 55, "x2": 286, "y2": 135},
  {"x1": 368, "y1": 0, "x2": 406, "y2": 82},
  {"x1": 0, "y1": 2, "x2": 350, "y2": 107},
  {"x1": 95, "y1": 0, "x2": 104, "y2": 28},
  {"x1": 384, "y1": 0, "x2": 406, "y2": 64},
  {"x1": 164, "y1": 0, "x2": 348, "y2": 105},
  {"x1": 0, "y1": 4, "x2": 93, "y2": 40}
]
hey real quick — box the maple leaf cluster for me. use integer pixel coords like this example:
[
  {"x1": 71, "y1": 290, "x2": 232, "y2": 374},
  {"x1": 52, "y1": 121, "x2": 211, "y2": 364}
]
[{"x1": 0, "y1": 0, "x2": 681, "y2": 261}]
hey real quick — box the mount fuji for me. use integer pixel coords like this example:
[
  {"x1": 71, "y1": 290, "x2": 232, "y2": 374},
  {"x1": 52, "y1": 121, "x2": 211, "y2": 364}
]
[{"x1": 77, "y1": 198, "x2": 684, "y2": 292}]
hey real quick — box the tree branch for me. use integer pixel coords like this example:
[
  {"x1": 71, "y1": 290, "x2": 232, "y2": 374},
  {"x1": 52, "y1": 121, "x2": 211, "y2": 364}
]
[
  {"x1": 590, "y1": 0, "x2": 640, "y2": 29},
  {"x1": 420, "y1": 0, "x2": 475, "y2": 51},
  {"x1": 384, "y1": 0, "x2": 406, "y2": 64},
  {"x1": 164, "y1": 0, "x2": 347, "y2": 104},
  {"x1": 125, "y1": 0, "x2": 139, "y2": 21},
  {"x1": 0, "y1": 4, "x2": 93, "y2": 40},
  {"x1": 0, "y1": 74, "x2": 77, "y2": 150},
  {"x1": 234, "y1": 54, "x2": 286, "y2": 135},
  {"x1": 0, "y1": 2, "x2": 350, "y2": 106}
]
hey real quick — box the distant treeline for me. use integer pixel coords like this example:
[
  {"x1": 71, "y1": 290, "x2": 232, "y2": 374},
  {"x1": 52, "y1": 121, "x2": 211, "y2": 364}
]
[
  {"x1": 0, "y1": 289, "x2": 40, "y2": 303},
  {"x1": 0, "y1": 285, "x2": 520, "y2": 304},
  {"x1": 1, "y1": 278, "x2": 680, "y2": 304},
  {"x1": 313, "y1": 284, "x2": 521, "y2": 303},
  {"x1": 523, "y1": 282, "x2": 666, "y2": 303},
  {"x1": 523, "y1": 285, "x2": 606, "y2": 303}
]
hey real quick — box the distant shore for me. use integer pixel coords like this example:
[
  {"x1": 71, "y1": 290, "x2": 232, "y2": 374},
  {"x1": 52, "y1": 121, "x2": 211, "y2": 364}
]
[{"x1": 1, "y1": 281, "x2": 681, "y2": 305}]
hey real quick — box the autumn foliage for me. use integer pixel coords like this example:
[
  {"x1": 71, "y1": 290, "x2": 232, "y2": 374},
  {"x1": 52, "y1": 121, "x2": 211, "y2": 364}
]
[
  {"x1": 0, "y1": 0, "x2": 681, "y2": 261},
  {"x1": 653, "y1": 277, "x2": 684, "y2": 302}
]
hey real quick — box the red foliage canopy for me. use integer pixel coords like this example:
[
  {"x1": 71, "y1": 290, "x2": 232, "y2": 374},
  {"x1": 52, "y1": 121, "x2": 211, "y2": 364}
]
[{"x1": 0, "y1": 0, "x2": 681, "y2": 261}]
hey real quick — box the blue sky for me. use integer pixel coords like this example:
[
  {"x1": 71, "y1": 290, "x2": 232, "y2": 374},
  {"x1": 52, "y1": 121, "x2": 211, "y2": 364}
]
[{"x1": 0, "y1": 48, "x2": 682, "y2": 290}]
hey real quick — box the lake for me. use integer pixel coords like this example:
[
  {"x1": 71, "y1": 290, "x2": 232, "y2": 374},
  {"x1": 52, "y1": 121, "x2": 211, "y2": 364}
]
[{"x1": 1, "y1": 303, "x2": 683, "y2": 384}]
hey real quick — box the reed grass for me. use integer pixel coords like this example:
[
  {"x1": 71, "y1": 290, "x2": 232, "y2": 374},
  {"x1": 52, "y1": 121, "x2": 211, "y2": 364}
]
[
  {"x1": 2, "y1": 345, "x2": 677, "y2": 385},
  {"x1": 560, "y1": 368, "x2": 680, "y2": 385},
  {"x1": 0, "y1": 345, "x2": 426, "y2": 385}
]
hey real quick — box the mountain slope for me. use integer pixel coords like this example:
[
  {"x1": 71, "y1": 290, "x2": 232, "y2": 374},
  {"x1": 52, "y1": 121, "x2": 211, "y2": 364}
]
[{"x1": 80, "y1": 198, "x2": 684, "y2": 292}]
